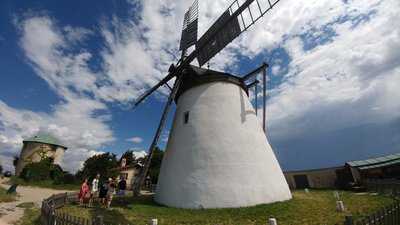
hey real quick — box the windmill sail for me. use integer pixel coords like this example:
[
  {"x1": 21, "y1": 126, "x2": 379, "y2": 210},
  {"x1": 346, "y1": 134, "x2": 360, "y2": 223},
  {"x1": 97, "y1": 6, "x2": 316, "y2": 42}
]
[
  {"x1": 196, "y1": 0, "x2": 281, "y2": 66},
  {"x1": 179, "y1": 0, "x2": 198, "y2": 52}
]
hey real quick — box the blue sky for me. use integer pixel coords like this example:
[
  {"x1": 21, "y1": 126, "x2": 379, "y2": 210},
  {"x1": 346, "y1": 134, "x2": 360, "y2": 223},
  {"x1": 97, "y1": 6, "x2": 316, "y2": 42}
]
[{"x1": 0, "y1": 0, "x2": 399, "y2": 173}]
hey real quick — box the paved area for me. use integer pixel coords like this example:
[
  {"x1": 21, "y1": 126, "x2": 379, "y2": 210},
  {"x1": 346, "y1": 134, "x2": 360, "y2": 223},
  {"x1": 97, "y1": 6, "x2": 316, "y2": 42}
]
[{"x1": 0, "y1": 178, "x2": 71, "y2": 225}]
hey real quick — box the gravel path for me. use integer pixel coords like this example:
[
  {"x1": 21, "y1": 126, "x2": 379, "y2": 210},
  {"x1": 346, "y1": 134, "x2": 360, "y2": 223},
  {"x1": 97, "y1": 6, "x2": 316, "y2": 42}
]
[{"x1": 0, "y1": 178, "x2": 72, "y2": 225}]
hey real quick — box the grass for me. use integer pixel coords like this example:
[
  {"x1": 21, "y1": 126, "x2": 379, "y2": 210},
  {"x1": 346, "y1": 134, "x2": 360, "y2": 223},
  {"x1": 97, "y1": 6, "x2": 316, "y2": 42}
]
[
  {"x1": 0, "y1": 186, "x2": 17, "y2": 203},
  {"x1": 15, "y1": 207, "x2": 41, "y2": 225},
  {"x1": 9, "y1": 176, "x2": 80, "y2": 190},
  {"x1": 57, "y1": 190, "x2": 394, "y2": 225}
]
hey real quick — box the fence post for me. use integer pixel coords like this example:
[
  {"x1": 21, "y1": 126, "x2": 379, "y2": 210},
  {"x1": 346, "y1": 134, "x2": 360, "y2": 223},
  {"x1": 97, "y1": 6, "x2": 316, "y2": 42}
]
[
  {"x1": 336, "y1": 201, "x2": 345, "y2": 212},
  {"x1": 344, "y1": 215, "x2": 353, "y2": 225},
  {"x1": 50, "y1": 203, "x2": 56, "y2": 225},
  {"x1": 64, "y1": 192, "x2": 68, "y2": 204},
  {"x1": 151, "y1": 218, "x2": 158, "y2": 225},
  {"x1": 268, "y1": 217, "x2": 278, "y2": 225}
]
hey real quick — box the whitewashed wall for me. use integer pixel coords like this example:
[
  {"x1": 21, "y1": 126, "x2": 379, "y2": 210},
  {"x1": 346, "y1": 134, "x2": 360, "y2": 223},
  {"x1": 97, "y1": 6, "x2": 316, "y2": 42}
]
[{"x1": 156, "y1": 81, "x2": 292, "y2": 208}]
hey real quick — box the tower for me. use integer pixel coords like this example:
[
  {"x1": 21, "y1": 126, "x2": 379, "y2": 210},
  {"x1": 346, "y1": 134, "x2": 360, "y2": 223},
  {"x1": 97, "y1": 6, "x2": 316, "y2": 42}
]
[
  {"x1": 131, "y1": 0, "x2": 291, "y2": 208},
  {"x1": 15, "y1": 133, "x2": 67, "y2": 176},
  {"x1": 155, "y1": 66, "x2": 291, "y2": 208}
]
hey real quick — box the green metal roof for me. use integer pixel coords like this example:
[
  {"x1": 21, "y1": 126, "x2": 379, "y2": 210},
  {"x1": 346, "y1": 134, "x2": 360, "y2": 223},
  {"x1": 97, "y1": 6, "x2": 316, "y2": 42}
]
[
  {"x1": 346, "y1": 153, "x2": 400, "y2": 169},
  {"x1": 23, "y1": 133, "x2": 67, "y2": 149},
  {"x1": 358, "y1": 158, "x2": 400, "y2": 170}
]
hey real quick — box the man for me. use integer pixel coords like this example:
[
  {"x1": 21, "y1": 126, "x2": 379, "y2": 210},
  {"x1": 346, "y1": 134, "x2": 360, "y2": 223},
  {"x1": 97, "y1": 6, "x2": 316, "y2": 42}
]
[
  {"x1": 89, "y1": 174, "x2": 100, "y2": 207},
  {"x1": 118, "y1": 176, "x2": 127, "y2": 196}
]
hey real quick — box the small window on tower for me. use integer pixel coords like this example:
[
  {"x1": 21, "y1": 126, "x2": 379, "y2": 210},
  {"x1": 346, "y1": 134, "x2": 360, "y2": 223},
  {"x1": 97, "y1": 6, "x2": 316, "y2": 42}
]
[{"x1": 184, "y1": 111, "x2": 189, "y2": 124}]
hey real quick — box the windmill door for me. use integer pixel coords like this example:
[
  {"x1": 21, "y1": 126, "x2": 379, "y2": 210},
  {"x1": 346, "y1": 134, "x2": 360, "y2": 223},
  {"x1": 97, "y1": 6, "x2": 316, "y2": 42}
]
[{"x1": 294, "y1": 174, "x2": 310, "y2": 189}]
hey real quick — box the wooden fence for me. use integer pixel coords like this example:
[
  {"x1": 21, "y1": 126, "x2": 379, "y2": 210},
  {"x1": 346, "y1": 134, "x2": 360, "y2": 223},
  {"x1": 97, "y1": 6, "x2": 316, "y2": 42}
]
[
  {"x1": 41, "y1": 192, "x2": 104, "y2": 225},
  {"x1": 344, "y1": 179, "x2": 400, "y2": 225}
]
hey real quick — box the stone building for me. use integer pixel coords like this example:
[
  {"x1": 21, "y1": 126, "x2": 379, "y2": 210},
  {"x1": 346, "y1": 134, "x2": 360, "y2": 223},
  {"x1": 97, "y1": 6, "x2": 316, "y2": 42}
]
[
  {"x1": 284, "y1": 166, "x2": 346, "y2": 189},
  {"x1": 15, "y1": 133, "x2": 67, "y2": 176}
]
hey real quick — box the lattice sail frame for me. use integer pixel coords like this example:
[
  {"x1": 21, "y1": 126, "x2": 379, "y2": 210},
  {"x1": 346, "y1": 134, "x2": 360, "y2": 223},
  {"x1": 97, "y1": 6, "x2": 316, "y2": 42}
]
[
  {"x1": 179, "y1": 0, "x2": 199, "y2": 51},
  {"x1": 196, "y1": 0, "x2": 280, "y2": 66}
]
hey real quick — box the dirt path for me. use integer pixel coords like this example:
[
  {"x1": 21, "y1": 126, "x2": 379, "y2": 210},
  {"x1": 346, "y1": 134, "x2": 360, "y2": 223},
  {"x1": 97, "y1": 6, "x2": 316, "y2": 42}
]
[{"x1": 0, "y1": 178, "x2": 73, "y2": 225}]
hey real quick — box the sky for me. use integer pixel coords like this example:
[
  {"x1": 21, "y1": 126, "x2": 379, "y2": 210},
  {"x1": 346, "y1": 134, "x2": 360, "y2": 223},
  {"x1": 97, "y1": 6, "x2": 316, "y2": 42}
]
[{"x1": 0, "y1": 0, "x2": 399, "y2": 173}]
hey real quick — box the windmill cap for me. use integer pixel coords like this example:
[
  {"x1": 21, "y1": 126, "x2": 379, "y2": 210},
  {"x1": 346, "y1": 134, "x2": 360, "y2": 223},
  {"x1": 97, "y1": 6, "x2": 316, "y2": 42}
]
[
  {"x1": 23, "y1": 133, "x2": 67, "y2": 149},
  {"x1": 175, "y1": 65, "x2": 247, "y2": 102}
]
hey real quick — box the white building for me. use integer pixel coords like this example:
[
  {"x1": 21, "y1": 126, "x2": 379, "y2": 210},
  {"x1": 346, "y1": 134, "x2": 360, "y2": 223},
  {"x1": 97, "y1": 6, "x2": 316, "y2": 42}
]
[{"x1": 155, "y1": 66, "x2": 292, "y2": 208}]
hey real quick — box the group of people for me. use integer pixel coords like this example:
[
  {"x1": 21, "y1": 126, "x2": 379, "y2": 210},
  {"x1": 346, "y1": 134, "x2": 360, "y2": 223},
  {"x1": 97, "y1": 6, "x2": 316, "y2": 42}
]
[{"x1": 78, "y1": 174, "x2": 127, "y2": 208}]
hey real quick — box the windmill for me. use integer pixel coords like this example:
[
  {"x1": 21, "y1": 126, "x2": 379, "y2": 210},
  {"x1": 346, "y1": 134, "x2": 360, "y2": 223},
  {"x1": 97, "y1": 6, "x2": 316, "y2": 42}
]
[{"x1": 132, "y1": 0, "x2": 291, "y2": 208}]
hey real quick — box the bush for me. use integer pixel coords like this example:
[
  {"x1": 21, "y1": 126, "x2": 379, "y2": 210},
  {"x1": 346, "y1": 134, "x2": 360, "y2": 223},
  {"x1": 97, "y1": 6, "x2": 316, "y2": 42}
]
[
  {"x1": 61, "y1": 173, "x2": 77, "y2": 184},
  {"x1": 20, "y1": 158, "x2": 77, "y2": 185},
  {"x1": 50, "y1": 164, "x2": 64, "y2": 184},
  {"x1": 21, "y1": 158, "x2": 53, "y2": 181}
]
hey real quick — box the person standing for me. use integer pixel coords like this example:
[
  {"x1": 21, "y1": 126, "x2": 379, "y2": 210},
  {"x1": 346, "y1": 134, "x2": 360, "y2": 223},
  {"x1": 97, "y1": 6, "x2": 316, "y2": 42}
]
[
  {"x1": 118, "y1": 176, "x2": 127, "y2": 196},
  {"x1": 78, "y1": 178, "x2": 90, "y2": 206},
  {"x1": 106, "y1": 178, "x2": 116, "y2": 208},
  {"x1": 89, "y1": 174, "x2": 100, "y2": 207},
  {"x1": 99, "y1": 179, "x2": 109, "y2": 207}
]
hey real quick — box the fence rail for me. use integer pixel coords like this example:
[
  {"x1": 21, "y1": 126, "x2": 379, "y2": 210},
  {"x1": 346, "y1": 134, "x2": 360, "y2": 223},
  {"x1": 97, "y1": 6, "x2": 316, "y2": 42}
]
[
  {"x1": 41, "y1": 192, "x2": 104, "y2": 225},
  {"x1": 344, "y1": 179, "x2": 400, "y2": 225}
]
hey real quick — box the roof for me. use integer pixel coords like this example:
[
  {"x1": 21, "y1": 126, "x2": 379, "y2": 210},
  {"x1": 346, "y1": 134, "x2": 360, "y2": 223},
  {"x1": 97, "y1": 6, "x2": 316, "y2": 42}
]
[
  {"x1": 346, "y1": 153, "x2": 400, "y2": 170},
  {"x1": 175, "y1": 65, "x2": 247, "y2": 102},
  {"x1": 23, "y1": 133, "x2": 67, "y2": 149}
]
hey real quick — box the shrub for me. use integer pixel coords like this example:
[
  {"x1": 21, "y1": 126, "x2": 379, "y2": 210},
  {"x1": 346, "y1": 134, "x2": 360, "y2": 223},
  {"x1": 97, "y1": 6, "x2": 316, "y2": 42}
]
[
  {"x1": 20, "y1": 158, "x2": 53, "y2": 181},
  {"x1": 20, "y1": 158, "x2": 74, "y2": 185},
  {"x1": 61, "y1": 173, "x2": 77, "y2": 184}
]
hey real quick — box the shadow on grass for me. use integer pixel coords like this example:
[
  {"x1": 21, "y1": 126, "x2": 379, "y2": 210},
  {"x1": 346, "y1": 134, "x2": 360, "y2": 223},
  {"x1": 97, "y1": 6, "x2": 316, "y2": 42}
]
[
  {"x1": 88, "y1": 207, "x2": 131, "y2": 224},
  {"x1": 65, "y1": 195, "x2": 159, "y2": 224},
  {"x1": 112, "y1": 194, "x2": 160, "y2": 208}
]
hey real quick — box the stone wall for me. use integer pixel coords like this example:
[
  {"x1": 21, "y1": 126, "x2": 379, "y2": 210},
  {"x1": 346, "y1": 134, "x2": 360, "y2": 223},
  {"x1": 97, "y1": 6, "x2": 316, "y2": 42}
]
[{"x1": 15, "y1": 142, "x2": 66, "y2": 176}]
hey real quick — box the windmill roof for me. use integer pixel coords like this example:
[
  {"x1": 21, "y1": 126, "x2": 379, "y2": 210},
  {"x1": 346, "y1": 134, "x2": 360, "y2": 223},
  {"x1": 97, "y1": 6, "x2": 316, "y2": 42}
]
[
  {"x1": 23, "y1": 133, "x2": 67, "y2": 149},
  {"x1": 346, "y1": 152, "x2": 400, "y2": 170},
  {"x1": 175, "y1": 65, "x2": 247, "y2": 102}
]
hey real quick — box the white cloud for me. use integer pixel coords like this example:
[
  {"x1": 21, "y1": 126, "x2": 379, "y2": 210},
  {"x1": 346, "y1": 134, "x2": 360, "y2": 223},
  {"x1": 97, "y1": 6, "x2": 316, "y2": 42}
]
[
  {"x1": 0, "y1": 98, "x2": 113, "y2": 173},
  {"x1": 265, "y1": 0, "x2": 400, "y2": 139},
  {"x1": 126, "y1": 136, "x2": 143, "y2": 144},
  {"x1": 131, "y1": 150, "x2": 147, "y2": 159},
  {"x1": 2, "y1": 0, "x2": 399, "y2": 172}
]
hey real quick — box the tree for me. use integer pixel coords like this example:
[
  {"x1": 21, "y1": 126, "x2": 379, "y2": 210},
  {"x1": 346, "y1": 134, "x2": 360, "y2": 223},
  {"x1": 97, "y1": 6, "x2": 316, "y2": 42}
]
[
  {"x1": 148, "y1": 147, "x2": 164, "y2": 184},
  {"x1": 76, "y1": 152, "x2": 119, "y2": 182},
  {"x1": 119, "y1": 150, "x2": 136, "y2": 167},
  {"x1": 0, "y1": 164, "x2": 2, "y2": 174}
]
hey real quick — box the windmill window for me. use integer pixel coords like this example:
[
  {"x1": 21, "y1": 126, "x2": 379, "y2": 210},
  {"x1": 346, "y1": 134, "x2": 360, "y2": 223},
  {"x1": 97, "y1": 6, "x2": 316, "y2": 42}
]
[{"x1": 184, "y1": 111, "x2": 190, "y2": 124}]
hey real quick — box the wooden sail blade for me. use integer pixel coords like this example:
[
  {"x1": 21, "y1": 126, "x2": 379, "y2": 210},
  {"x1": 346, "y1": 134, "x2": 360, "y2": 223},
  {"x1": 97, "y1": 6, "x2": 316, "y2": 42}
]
[{"x1": 196, "y1": 0, "x2": 281, "y2": 66}]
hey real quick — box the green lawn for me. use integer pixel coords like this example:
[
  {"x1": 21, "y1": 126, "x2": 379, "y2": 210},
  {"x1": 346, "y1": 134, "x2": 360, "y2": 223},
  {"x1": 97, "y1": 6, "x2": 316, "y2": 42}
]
[
  {"x1": 55, "y1": 190, "x2": 394, "y2": 225},
  {"x1": 9, "y1": 176, "x2": 80, "y2": 190},
  {"x1": 0, "y1": 186, "x2": 16, "y2": 203},
  {"x1": 16, "y1": 207, "x2": 41, "y2": 225}
]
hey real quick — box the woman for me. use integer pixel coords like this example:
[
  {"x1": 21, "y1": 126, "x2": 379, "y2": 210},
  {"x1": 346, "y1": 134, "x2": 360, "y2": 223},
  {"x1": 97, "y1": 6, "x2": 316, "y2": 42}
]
[
  {"x1": 106, "y1": 178, "x2": 116, "y2": 208},
  {"x1": 78, "y1": 178, "x2": 90, "y2": 206}
]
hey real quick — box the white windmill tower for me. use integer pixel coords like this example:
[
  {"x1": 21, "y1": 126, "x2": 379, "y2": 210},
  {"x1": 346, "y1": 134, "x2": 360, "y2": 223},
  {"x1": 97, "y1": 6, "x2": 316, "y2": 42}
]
[{"x1": 132, "y1": 0, "x2": 291, "y2": 208}]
